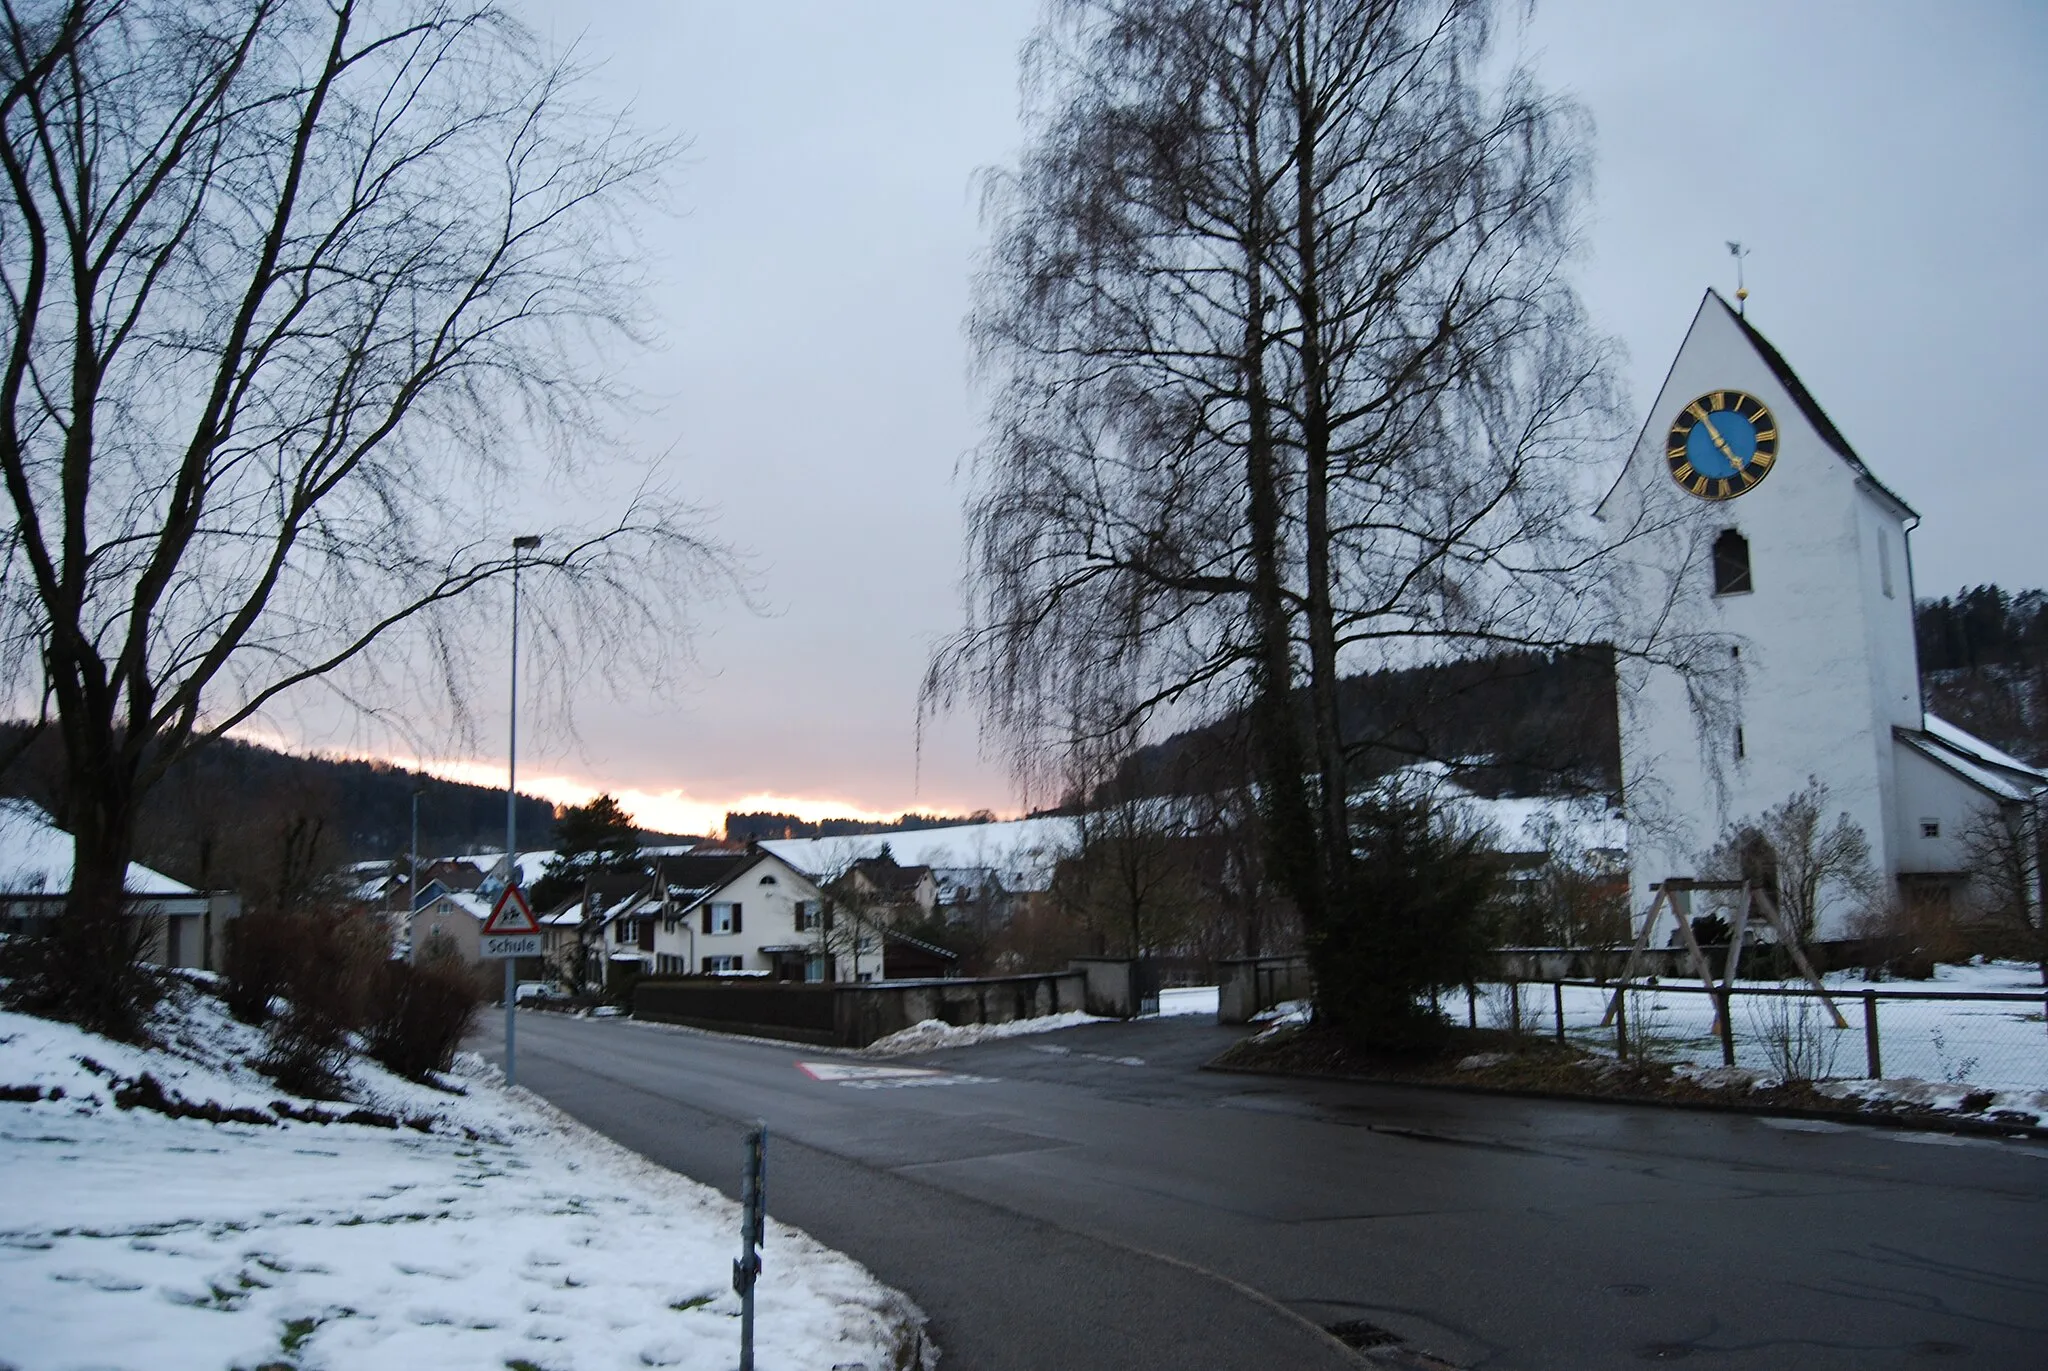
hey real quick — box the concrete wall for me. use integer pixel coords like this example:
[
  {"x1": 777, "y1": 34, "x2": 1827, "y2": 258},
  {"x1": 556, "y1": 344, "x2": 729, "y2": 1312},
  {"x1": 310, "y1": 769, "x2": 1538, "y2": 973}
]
[
  {"x1": 1216, "y1": 956, "x2": 1313, "y2": 1024},
  {"x1": 634, "y1": 969, "x2": 1087, "y2": 1048}
]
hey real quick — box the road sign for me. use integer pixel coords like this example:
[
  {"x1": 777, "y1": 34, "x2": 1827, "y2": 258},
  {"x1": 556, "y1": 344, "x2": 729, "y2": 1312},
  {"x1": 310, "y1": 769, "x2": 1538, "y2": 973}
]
[{"x1": 481, "y1": 884, "x2": 540, "y2": 959}]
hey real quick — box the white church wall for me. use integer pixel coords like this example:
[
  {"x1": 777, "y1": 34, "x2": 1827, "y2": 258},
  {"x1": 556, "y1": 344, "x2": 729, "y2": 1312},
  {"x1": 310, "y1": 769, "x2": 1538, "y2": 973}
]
[
  {"x1": 1891, "y1": 745, "x2": 1988, "y2": 882},
  {"x1": 1608, "y1": 296, "x2": 1913, "y2": 936}
]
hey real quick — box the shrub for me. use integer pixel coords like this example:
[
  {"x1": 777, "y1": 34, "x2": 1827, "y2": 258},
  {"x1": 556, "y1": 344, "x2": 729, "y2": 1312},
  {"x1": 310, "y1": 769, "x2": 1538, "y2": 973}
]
[
  {"x1": 222, "y1": 910, "x2": 299, "y2": 1023},
  {"x1": 0, "y1": 902, "x2": 164, "y2": 1042},
  {"x1": 364, "y1": 958, "x2": 481, "y2": 1079},
  {"x1": 252, "y1": 909, "x2": 386, "y2": 1099},
  {"x1": 1309, "y1": 792, "x2": 1500, "y2": 1056}
]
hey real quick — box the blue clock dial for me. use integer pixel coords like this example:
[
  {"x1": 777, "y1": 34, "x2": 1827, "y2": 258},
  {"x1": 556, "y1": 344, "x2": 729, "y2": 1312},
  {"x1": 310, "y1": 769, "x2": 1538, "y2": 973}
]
[{"x1": 1665, "y1": 390, "x2": 1778, "y2": 500}]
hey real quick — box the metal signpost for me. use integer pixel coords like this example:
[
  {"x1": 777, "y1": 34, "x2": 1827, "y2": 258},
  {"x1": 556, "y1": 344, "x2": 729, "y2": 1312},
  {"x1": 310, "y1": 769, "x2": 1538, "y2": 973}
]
[
  {"x1": 734, "y1": 1123, "x2": 768, "y2": 1371},
  {"x1": 492, "y1": 533, "x2": 542, "y2": 1086}
]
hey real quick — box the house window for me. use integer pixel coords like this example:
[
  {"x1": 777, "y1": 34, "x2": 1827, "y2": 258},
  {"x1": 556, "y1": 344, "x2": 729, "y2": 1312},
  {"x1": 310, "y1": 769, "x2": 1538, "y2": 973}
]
[
  {"x1": 759, "y1": 874, "x2": 778, "y2": 886},
  {"x1": 796, "y1": 900, "x2": 821, "y2": 932},
  {"x1": 703, "y1": 954, "x2": 742, "y2": 974},
  {"x1": 1712, "y1": 529, "x2": 1752, "y2": 596},
  {"x1": 615, "y1": 918, "x2": 634, "y2": 944},
  {"x1": 806, "y1": 955, "x2": 826, "y2": 983},
  {"x1": 1920, "y1": 819, "x2": 1940, "y2": 839},
  {"x1": 705, "y1": 901, "x2": 740, "y2": 935}
]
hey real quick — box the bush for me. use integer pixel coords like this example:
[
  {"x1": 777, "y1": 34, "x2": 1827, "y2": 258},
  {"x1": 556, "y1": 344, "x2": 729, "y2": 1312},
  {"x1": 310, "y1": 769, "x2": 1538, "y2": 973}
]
[
  {"x1": 222, "y1": 910, "x2": 298, "y2": 1024},
  {"x1": 1309, "y1": 792, "x2": 1500, "y2": 1056},
  {"x1": 250, "y1": 909, "x2": 386, "y2": 1099},
  {"x1": 364, "y1": 958, "x2": 482, "y2": 1079},
  {"x1": 0, "y1": 902, "x2": 164, "y2": 1042}
]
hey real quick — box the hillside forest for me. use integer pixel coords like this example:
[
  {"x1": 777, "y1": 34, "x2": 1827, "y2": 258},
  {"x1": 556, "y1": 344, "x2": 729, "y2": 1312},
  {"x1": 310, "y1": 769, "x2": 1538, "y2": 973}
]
[{"x1": 0, "y1": 587, "x2": 2036, "y2": 903}]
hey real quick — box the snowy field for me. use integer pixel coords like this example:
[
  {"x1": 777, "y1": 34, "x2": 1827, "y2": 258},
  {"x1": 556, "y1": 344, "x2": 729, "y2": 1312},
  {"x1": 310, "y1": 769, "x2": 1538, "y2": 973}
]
[
  {"x1": 1473, "y1": 959, "x2": 2048, "y2": 1122},
  {"x1": 0, "y1": 979, "x2": 929, "y2": 1371}
]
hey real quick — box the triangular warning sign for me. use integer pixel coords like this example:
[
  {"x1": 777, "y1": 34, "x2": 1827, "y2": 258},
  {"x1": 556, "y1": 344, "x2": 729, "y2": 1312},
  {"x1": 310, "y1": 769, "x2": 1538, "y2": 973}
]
[{"x1": 482, "y1": 883, "x2": 540, "y2": 936}]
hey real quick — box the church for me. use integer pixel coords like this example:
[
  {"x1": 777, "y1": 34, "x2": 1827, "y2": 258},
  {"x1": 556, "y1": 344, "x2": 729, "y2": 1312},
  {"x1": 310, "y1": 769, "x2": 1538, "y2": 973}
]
[{"x1": 1598, "y1": 290, "x2": 2045, "y2": 938}]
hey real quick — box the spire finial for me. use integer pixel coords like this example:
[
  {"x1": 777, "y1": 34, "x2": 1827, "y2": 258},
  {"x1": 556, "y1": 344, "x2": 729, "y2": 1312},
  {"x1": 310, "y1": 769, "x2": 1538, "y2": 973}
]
[{"x1": 1726, "y1": 241, "x2": 1750, "y2": 315}]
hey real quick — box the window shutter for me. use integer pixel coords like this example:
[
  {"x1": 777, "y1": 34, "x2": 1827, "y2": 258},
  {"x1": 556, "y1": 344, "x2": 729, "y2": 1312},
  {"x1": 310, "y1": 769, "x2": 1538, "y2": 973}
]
[
  {"x1": 732, "y1": 902, "x2": 743, "y2": 934},
  {"x1": 702, "y1": 906, "x2": 712, "y2": 935}
]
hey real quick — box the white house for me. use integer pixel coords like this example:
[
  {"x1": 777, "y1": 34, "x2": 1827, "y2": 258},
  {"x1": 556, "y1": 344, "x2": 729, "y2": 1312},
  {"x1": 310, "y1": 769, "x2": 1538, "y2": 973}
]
[
  {"x1": 0, "y1": 799, "x2": 240, "y2": 969},
  {"x1": 642, "y1": 848, "x2": 880, "y2": 982},
  {"x1": 1600, "y1": 290, "x2": 2045, "y2": 932}
]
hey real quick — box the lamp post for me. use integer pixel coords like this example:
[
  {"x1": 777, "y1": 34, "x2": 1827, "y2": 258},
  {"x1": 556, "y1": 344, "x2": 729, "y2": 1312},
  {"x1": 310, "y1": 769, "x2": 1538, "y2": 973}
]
[{"x1": 504, "y1": 533, "x2": 542, "y2": 1085}]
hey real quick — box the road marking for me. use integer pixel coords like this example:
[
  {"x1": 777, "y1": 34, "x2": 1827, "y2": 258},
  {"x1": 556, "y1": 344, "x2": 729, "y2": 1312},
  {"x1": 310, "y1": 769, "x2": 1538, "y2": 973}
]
[{"x1": 796, "y1": 1061, "x2": 993, "y2": 1089}]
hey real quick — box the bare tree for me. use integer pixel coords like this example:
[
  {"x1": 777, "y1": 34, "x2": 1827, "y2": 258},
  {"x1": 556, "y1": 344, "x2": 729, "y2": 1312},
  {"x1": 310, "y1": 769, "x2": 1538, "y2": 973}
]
[
  {"x1": 1702, "y1": 778, "x2": 1880, "y2": 944},
  {"x1": 1956, "y1": 803, "x2": 2046, "y2": 984},
  {"x1": 926, "y1": 0, "x2": 1650, "y2": 1044},
  {"x1": 0, "y1": 0, "x2": 736, "y2": 1036}
]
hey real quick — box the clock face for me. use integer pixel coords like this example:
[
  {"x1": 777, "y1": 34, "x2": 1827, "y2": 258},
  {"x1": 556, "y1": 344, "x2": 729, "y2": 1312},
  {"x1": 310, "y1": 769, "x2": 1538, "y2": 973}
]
[{"x1": 1665, "y1": 390, "x2": 1777, "y2": 500}]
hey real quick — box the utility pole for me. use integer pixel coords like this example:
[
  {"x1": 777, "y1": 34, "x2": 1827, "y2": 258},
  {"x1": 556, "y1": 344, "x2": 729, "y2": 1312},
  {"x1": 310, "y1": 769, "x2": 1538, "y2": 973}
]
[{"x1": 505, "y1": 533, "x2": 542, "y2": 1086}]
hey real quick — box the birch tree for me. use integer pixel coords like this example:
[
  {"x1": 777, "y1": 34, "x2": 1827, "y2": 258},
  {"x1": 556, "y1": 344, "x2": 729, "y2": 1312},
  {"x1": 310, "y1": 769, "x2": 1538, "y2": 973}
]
[{"x1": 0, "y1": 0, "x2": 734, "y2": 1036}]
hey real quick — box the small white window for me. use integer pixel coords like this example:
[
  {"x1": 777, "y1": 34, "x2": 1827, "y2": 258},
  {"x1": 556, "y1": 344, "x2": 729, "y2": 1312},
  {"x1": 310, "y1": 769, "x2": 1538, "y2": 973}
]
[
  {"x1": 708, "y1": 902, "x2": 738, "y2": 934},
  {"x1": 796, "y1": 900, "x2": 821, "y2": 932},
  {"x1": 703, "y1": 954, "x2": 741, "y2": 974},
  {"x1": 759, "y1": 874, "x2": 778, "y2": 886},
  {"x1": 1920, "y1": 819, "x2": 1940, "y2": 839}
]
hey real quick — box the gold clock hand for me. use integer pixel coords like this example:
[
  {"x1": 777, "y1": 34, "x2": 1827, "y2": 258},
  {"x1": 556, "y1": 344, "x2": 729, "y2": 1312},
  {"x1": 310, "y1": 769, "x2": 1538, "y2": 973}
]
[{"x1": 1698, "y1": 412, "x2": 1746, "y2": 470}]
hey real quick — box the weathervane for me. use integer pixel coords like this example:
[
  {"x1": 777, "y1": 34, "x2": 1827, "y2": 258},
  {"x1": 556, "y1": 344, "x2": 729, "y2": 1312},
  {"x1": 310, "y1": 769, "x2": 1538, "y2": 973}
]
[{"x1": 1726, "y1": 241, "x2": 1750, "y2": 315}]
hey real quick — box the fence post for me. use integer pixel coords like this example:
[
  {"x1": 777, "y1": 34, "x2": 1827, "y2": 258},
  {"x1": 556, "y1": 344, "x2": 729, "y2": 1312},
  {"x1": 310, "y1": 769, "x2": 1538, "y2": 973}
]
[
  {"x1": 1614, "y1": 991, "x2": 1629, "y2": 1062},
  {"x1": 1508, "y1": 979, "x2": 1522, "y2": 1037},
  {"x1": 734, "y1": 1122, "x2": 767, "y2": 1371},
  {"x1": 1715, "y1": 987, "x2": 1735, "y2": 1067},
  {"x1": 1466, "y1": 983, "x2": 1477, "y2": 1029},
  {"x1": 1863, "y1": 990, "x2": 1882, "y2": 1080},
  {"x1": 1553, "y1": 981, "x2": 1566, "y2": 1044}
]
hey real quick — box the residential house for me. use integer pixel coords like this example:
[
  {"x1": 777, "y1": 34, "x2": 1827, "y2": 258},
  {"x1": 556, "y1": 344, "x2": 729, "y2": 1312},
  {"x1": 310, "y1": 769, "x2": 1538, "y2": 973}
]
[
  {"x1": 0, "y1": 799, "x2": 240, "y2": 970},
  {"x1": 407, "y1": 889, "x2": 491, "y2": 965},
  {"x1": 645, "y1": 848, "x2": 879, "y2": 981},
  {"x1": 844, "y1": 851, "x2": 938, "y2": 922}
]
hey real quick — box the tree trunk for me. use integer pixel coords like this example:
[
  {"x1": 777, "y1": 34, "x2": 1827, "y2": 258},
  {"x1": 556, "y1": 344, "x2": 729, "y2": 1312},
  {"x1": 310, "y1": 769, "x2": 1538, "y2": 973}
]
[{"x1": 1290, "y1": 33, "x2": 1351, "y2": 928}]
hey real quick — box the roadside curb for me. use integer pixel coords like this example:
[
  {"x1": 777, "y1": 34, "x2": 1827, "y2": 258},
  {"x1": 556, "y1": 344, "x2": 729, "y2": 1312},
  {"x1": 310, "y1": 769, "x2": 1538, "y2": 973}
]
[{"x1": 1200, "y1": 1057, "x2": 2048, "y2": 1144}]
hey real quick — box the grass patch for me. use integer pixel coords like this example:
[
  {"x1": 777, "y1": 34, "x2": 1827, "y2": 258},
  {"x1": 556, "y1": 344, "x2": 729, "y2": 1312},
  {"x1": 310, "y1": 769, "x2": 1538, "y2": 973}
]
[{"x1": 668, "y1": 1294, "x2": 715, "y2": 1312}]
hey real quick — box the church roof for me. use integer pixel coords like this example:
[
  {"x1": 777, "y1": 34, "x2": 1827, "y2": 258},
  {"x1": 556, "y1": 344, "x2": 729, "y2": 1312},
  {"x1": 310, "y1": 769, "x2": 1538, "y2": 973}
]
[
  {"x1": 1895, "y1": 715, "x2": 2047, "y2": 804},
  {"x1": 1707, "y1": 290, "x2": 1918, "y2": 519}
]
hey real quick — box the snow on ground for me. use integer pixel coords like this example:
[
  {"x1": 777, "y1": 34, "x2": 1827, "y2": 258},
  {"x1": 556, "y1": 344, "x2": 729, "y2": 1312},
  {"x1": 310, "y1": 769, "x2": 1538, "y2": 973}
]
[
  {"x1": 864, "y1": 1010, "x2": 1103, "y2": 1057},
  {"x1": 0, "y1": 978, "x2": 929, "y2": 1371},
  {"x1": 1473, "y1": 959, "x2": 2048, "y2": 1124}
]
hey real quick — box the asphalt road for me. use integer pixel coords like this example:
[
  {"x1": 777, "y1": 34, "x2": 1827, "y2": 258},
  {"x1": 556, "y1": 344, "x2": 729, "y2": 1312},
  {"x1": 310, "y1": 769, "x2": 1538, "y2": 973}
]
[{"x1": 473, "y1": 1010, "x2": 2048, "y2": 1370}]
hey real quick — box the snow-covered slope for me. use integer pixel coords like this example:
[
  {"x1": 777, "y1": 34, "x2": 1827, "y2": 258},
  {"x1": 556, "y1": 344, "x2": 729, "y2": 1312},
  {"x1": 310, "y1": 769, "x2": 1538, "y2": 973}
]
[{"x1": 0, "y1": 979, "x2": 930, "y2": 1370}]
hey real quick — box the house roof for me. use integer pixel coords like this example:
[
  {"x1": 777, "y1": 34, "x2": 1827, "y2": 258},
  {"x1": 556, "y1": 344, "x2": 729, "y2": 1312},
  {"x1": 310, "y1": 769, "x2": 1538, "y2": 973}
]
[
  {"x1": 418, "y1": 890, "x2": 491, "y2": 921},
  {"x1": 1896, "y1": 716, "x2": 2048, "y2": 804},
  {"x1": 0, "y1": 799, "x2": 194, "y2": 897},
  {"x1": 851, "y1": 855, "x2": 933, "y2": 896},
  {"x1": 1709, "y1": 290, "x2": 1917, "y2": 519},
  {"x1": 881, "y1": 926, "x2": 960, "y2": 961}
]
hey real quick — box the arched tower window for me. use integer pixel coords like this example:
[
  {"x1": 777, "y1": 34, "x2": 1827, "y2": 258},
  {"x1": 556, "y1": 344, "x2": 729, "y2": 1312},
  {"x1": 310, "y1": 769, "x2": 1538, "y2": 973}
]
[{"x1": 1712, "y1": 529, "x2": 1752, "y2": 596}]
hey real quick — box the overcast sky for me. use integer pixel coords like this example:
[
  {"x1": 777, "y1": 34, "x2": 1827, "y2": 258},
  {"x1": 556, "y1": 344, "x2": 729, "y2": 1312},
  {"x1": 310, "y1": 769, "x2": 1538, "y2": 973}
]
[{"x1": 352, "y1": 0, "x2": 2046, "y2": 837}]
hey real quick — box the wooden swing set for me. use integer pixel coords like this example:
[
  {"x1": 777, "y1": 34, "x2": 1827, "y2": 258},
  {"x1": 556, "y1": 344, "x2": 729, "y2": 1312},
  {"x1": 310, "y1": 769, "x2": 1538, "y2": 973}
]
[{"x1": 1601, "y1": 878, "x2": 1847, "y2": 1035}]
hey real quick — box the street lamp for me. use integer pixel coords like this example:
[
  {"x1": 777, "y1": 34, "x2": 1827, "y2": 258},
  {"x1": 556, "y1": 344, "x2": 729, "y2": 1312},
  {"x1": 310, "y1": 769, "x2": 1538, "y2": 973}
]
[{"x1": 504, "y1": 533, "x2": 541, "y2": 1084}]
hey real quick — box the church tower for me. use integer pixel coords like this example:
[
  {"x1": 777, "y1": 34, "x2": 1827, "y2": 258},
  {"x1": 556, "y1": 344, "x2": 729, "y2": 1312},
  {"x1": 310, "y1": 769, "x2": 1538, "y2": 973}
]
[{"x1": 1600, "y1": 291, "x2": 1926, "y2": 933}]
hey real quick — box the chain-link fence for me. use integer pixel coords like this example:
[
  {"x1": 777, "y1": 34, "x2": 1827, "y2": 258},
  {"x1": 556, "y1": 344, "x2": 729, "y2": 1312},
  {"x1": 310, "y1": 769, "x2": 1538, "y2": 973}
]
[{"x1": 1460, "y1": 973, "x2": 2048, "y2": 1094}]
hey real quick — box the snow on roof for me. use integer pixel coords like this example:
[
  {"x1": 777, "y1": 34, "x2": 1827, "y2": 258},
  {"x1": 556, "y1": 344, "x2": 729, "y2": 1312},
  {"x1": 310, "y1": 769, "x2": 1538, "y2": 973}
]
[
  {"x1": 418, "y1": 890, "x2": 491, "y2": 921},
  {"x1": 762, "y1": 816, "x2": 1080, "y2": 893},
  {"x1": 1922, "y1": 715, "x2": 2047, "y2": 784},
  {"x1": 1900, "y1": 719, "x2": 2047, "y2": 804},
  {"x1": 0, "y1": 799, "x2": 194, "y2": 897}
]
